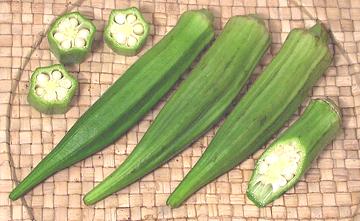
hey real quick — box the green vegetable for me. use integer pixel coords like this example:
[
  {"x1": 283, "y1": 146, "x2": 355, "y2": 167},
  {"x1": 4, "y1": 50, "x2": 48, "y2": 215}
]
[
  {"x1": 247, "y1": 99, "x2": 341, "y2": 207},
  {"x1": 47, "y1": 12, "x2": 96, "y2": 64},
  {"x1": 84, "y1": 15, "x2": 271, "y2": 205},
  {"x1": 27, "y1": 64, "x2": 78, "y2": 114},
  {"x1": 167, "y1": 22, "x2": 333, "y2": 208},
  {"x1": 9, "y1": 9, "x2": 214, "y2": 201},
  {"x1": 104, "y1": 7, "x2": 150, "y2": 56}
]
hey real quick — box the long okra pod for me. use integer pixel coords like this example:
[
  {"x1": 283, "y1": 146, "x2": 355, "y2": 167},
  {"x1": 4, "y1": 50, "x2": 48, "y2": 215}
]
[
  {"x1": 10, "y1": 10, "x2": 214, "y2": 200},
  {"x1": 83, "y1": 15, "x2": 271, "y2": 205},
  {"x1": 167, "y1": 23, "x2": 333, "y2": 208}
]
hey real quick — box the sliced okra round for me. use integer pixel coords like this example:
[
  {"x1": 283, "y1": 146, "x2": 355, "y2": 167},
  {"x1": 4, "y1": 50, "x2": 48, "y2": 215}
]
[
  {"x1": 104, "y1": 7, "x2": 150, "y2": 56},
  {"x1": 28, "y1": 64, "x2": 78, "y2": 114},
  {"x1": 48, "y1": 12, "x2": 96, "y2": 64}
]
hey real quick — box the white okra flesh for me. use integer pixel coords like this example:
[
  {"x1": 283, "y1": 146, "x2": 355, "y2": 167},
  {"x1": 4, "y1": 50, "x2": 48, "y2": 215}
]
[
  {"x1": 110, "y1": 12, "x2": 145, "y2": 47},
  {"x1": 252, "y1": 141, "x2": 303, "y2": 200},
  {"x1": 53, "y1": 17, "x2": 90, "y2": 49},
  {"x1": 35, "y1": 70, "x2": 73, "y2": 101}
]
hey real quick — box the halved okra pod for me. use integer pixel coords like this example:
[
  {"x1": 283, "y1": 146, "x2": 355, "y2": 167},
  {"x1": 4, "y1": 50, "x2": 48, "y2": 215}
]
[
  {"x1": 104, "y1": 7, "x2": 150, "y2": 55},
  {"x1": 48, "y1": 12, "x2": 96, "y2": 64},
  {"x1": 27, "y1": 64, "x2": 78, "y2": 114},
  {"x1": 247, "y1": 99, "x2": 342, "y2": 207}
]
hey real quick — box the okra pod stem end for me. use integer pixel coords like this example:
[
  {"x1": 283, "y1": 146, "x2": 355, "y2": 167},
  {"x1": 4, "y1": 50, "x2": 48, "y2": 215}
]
[
  {"x1": 315, "y1": 98, "x2": 342, "y2": 121},
  {"x1": 196, "y1": 9, "x2": 214, "y2": 23},
  {"x1": 247, "y1": 14, "x2": 266, "y2": 26},
  {"x1": 309, "y1": 22, "x2": 330, "y2": 45}
]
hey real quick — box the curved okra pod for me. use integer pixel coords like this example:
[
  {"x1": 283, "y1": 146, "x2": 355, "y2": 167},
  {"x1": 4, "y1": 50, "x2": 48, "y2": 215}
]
[
  {"x1": 27, "y1": 64, "x2": 78, "y2": 114},
  {"x1": 104, "y1": 7, "x2": 150, "y2": 56},
  {"x1": 247, "y1": 99, "x2": 342, "y2": 207},
  {"x1": 48, "y1": 12, "x2": 96, "y2": 64}
]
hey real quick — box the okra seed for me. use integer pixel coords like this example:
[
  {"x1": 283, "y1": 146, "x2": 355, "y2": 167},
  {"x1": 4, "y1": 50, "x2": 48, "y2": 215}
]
[
  {"x1": 114, "y1": 32, "x2": 127, "y2": 45},
  {"x1": 35, "y1": 87, "x2": 45, "y2": 97},
  {"x1": 55, "y1": 87, "x2": 68, "y2": 100},
  {"x1": 69, "y1": 18, "x2": 79, "y2": 27},
  {"x1": 109, "y1": 26, "x2": 121, "y2": 37},
  {"x1": 126, "y1": 14, "x2": 137, "y2": 24},
  {"x1": 54, "y1": 32, "x2": 65, "y2": 42},
  {"x1": 74, "y1": 37, "x2": 86, "y2": 48},
  {"x1": 133, "y1": 23, "x2": 144, "y2": 35},
  {"x1": 44, "y1": 91, "x2": 57, "y2": 101},
  {"x1": 61, "y1": 40, "x2": 72, "y2": 49},
  {"x1": 127, "y1": 35, "x2": 138, "y2": 47},
  {"x1": 78, "y1": 28, "x2": 90, "y2": 39},
  {"x1": 274, "y1": 176, "x2": 287, "y2": 190},
  {"x1": 284, "y1": 172, "x2": 294, "y2": 181},
  {"x1": 59, "y1": 79, "x2": 72, "y2": 89},
  {"x1": 114, "y1": 14, "x2": 126, "y2": 25},
  {"x1": 36, "y1": 73, "x2": 50, "y2": 86},
  {"x1": 258, "y1": 162, "x2": 268, "y2": 174},
  {"x1": 265, "y1": 155, "x2": 278, "y2": 164},
  {"x1": 291, "y1": 153, "x2": 300, "y2": 162},
  {"x1": 288, "y1": 162, "x2": 298, "y2": 172},
  {"x1": 59, "y1": 19, "x2": 71, "y2": 31},
  {"x1": 256, "y1": 145, "x2": 302, "y2": 192},
  {"x1": 51, "y1": 70, "x2": 63, "y2": 80}
]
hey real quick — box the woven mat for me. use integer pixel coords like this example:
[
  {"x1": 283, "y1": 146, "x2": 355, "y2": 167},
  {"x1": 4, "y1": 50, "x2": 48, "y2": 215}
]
[{"x1": 1, "y1": 0, "x2": 359, "y2": 220}]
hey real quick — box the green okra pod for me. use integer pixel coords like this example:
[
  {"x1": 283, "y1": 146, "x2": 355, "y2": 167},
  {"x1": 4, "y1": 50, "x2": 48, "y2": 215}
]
[
  {"x1": 167, "y1": 22, "x2": 333, "y2": 208},
  {"x1": 84, "y1": 15, "x2": 271, "y2": 205},
  {"x1": 247, "y1": 99, "x2": 341, "y2": 207},
  {"x1": 9, "y1": 10, "x2": 214, "y2": 201}
]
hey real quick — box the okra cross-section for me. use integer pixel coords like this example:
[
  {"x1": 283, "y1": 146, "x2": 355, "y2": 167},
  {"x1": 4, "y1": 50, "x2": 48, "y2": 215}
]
[
  {"x1": 247, "y1": 99, "x2": 341, "y2": 207},
  {"x1": 27, "y1": 64, "x2": 78, "y2": 114},
  {"x1": 48, "y1": 12, "x2": 96, "y2": 64},
  {"x1": 104, "y1": 7, "x2": 150, "y2": 56}
]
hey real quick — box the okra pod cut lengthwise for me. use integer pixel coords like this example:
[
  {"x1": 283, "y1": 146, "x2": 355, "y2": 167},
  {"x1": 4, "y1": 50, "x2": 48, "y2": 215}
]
[
  {"x1": 167, "y1": 23, "x2": 333, "y2": 208},
  {"x1": 84, "y1": 15, "x2": 271, "y2": 205},
  {"x1": 9, "y1": 10, "x2": 215, "y2": 200},
  {"x1": 247, "y1": 99, "x2": 342, "y2": 207}
]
